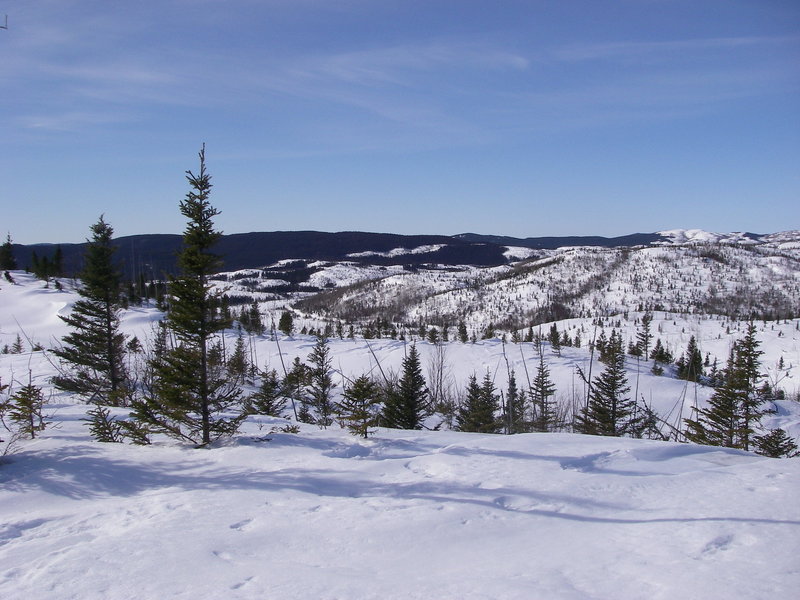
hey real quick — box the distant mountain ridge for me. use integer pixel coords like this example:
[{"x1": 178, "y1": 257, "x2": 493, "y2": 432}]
[{"x1": 10, "y1": 228, "x2": 798, "y2": 278}]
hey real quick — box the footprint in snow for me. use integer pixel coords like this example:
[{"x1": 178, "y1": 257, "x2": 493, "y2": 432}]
[
  {"x1": 231, "y1": 576, "x2": 255, "y2": 590},
  {"x1": 229, "y1": 518, "x2": 253, "y2": 531},
  {"x1": 700, "y1": 534, "x2": 735, "y2": 556}
]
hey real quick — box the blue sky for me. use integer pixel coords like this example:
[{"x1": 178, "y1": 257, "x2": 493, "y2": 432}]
[{"x1": 2, "y1": 0, "x2": 798, "y2": 244}]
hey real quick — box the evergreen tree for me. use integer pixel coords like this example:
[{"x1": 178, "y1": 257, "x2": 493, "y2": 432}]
[
  {"x1": 284, "y1": 357, "x2": 312, "y2": 423},
  {"x1": 754, "y1": 428, "x2": 799, "y2": 458},
  {"x1": 530, "y1": 349, "x2": 557, "y2": 432},
  {"x1": 278, "y1": 310, "x2": 294, "y2": 336},
  {"x1": 649, "y1": 338, "x2": 673, "y2": 364},
  {"x1": 636, "y1": 312, "x2": 653, "y2": 359},
  {"x1": 457, "y1": 321, "x2": 468, "y2": 344},
  {"x1": 598, "y1": 330, "x2": 623, "y2": 364},
  {"x1": 456, "y1": 372, "x2": 501, "y2": 433},
  {"x1": 83, "y1": 405, "x2": 124, "y2": 443},
  {"x1": 0, "y1": 233, "x2": 16, "y2": 270},
  {"x1": 677, "y1": 335, "x2": 703, "y2": 381},
  {"x1": 576, "y1": 343, "x2": 639, "y2": 436},
  {"x1": 52, "y1": 216, "x2": 128, "y2": 406},
  {"x1": 336, "y1": 375, "x2": 381, "y2": 438},
  {"x1": 382, "y1": 344, "x2": 429, "y2": 430},
  {"x1": 306, "y1": 335, "x2": 336, "y2": 427},
  {"x1": 684, "y1": 350, "x2": 744, "y2": 448},
  {"x1": 132, "y1": 146, "x2": 244, "y2": 446},
  {"x1": 548, "y1": 323, "x2": 561, "y2": 357},
  {"x1": 734, "y1": 322, "x2": 765, "y2": 450},
  {"x1": 684, "y1": 322, "x2": 767, "y2": 452},
  {"x1": 227, "y1": 334, "x2": 249, "y2": 384},
  {"x1": 246, "y1": 368, "x2": 287, "y2": 417},
  {"x1": 53, "y1": 245, "x2": 64, "y2": 277},
  {"x1": 240, "y1": 300, "x2": 265, "y2": 335},
  {"x1": 7, "y1": 382, "x2": 47, "y2": 439},
  {"x1": 505, "y1": 369, "x2": 527, "y2": 434}
]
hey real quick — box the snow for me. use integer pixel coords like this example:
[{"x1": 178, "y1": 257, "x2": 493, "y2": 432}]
[
  {"x1": 2, "y1": 271, "x2": 800, "y2": 599},
  {"x1": 346, "y1": 244, "x2": 447, "y2": 258},
  {"x1": 2, "y1": 413, "x2": 799, "y2": 599}
]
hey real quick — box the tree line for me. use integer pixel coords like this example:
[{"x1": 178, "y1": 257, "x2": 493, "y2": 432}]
[{"x1": 1, "y1": 147, "x2": 796, "y2": 457}]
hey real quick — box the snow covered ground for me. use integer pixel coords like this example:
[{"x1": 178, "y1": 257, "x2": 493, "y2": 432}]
[
  {"x1": 2, "y1": 271, "x2": 800, "y2": 599},
  {"x1": 2, "y1": 410, "x2": 799, "y2": 599}
]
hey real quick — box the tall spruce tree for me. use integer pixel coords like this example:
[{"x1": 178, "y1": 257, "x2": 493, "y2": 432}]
[
  {"x1": 636, "y1": 312, "x2": 653, "y2": 359},
  {"x1": 530, "y1": 349, "x2": 557, "y2": 432},
  {"x1": 53, "y1": 217, "x2": 128, "y2": 406},
  {"x1": 307, "y1": 335, "x2": 335, "y2": 427},
  {"x1": 132, "y1": 146, "x2": 244, "y2": 446},
  {"x1": 677, "y1": 335, "x2": 703, "y2": 382},
  {"x1": 505, "y1": 369, "x2": 527, "y2": 434},
  {"x1": 576, "y1": 342, "x2": 639, "y2": 436},
  {"x1": 382, "y1": 343, "x2": 429, "y2": 429},
  {"x1": 684, "y1": 322, "x2": 768, "y2": 452}
]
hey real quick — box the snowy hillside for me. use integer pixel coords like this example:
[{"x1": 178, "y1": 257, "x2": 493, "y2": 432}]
[
  {"x1": 2, "y1": 245, "x2": 800, "y2": 599},
  {"x1": 269, "y1": 237, "x2": 800, "y2": 339}
]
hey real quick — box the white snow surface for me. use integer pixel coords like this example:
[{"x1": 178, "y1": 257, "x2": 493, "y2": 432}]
[
  {"x1": 656, "y1": 229, "x2": 758, "y2": 245},
  {"x1": 2, "y1": 272, "x2": 800, "y2": 599},
  {"x1": 346, "y1": 244, "x2": 447, "y2": 258},
  {"x1": 3, "y1": 416, "x2": 799, "y2": 600}
]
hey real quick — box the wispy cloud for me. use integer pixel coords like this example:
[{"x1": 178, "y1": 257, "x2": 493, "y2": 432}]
[
  {"x1": 552, "y1": 34, "x2": 800, "y2": 62},
  {"x1": 16, "y1": 110, "x2": 135, "y2": 132}
]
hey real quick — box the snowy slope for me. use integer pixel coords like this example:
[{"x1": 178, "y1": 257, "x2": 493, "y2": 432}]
[
  {"x1": 286, "y1": 242, "x2": 800, "y2": 340},
  {"x1": 2, "y1": 272, "x2": 800, "y2": 599},
  {"x1": 2, "y1": 409, "x2": 799, "y2": 600}
]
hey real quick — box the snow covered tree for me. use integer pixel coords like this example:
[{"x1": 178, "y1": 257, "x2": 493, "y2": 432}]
[
  {"x1": 457, "y1": 371, "x2": 501, "y2": 433},
  {"x1": 52, "y1": 216, "x2": 129, "y2": 406},
  {"x1": 132, "y1": 146, "x2": 244, "y2": 446},
  {"x1": 336, "y1": 375, "x2": 381, "y2": 438},
  {"x1": 382, "y1": 343, "x2": 429, "y2": 430}
]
